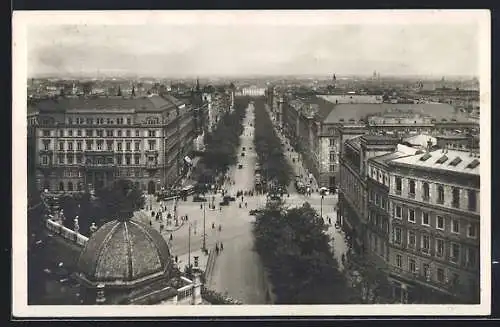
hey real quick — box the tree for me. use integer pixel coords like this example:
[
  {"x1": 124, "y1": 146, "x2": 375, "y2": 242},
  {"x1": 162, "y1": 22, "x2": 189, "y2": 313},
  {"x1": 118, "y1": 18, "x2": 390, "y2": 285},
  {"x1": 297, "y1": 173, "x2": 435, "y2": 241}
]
[
  {"x1": 253, "y1": 202, "x2": 356, "y2": 304},
  {"x1": 94, "y1": 179, "x2": 145, "y2": 222}
]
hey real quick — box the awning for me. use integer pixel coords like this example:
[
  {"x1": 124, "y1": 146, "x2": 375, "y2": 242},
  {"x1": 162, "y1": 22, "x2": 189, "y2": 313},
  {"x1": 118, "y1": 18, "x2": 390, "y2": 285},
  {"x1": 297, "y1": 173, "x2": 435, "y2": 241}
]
[{"x1": 184, "y1": 156, "x2": 192, "y2": 165}]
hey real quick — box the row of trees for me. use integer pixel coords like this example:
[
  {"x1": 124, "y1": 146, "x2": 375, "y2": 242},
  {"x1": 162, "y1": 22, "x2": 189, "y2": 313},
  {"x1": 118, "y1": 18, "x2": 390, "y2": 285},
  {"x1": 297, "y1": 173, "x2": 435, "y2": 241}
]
[
  {"x1": 193, "y1": 97, "x2": 248, "y2": 185},
  {"x1": 253, "y1": 98, "x2": 292, "y2": 188},
  {"x1": 58, "y1": 179, "x2": 145, "y2": 236},
  {"x1": 253, "y1": 202, "x2": 358, "y2": 304}
]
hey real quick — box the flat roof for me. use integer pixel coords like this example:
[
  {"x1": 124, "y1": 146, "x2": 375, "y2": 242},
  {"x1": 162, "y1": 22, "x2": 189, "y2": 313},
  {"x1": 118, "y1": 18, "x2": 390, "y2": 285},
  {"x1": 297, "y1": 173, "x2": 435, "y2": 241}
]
[
  {"x1": 322, "y1": 102, "x2": 468, "y2": 124},
  {"x1": 29, "y1": 95, "x2": 180, "y2": 114},
  {"x1": 389, "y1": 148, "x2": 480, "y2": 176}
]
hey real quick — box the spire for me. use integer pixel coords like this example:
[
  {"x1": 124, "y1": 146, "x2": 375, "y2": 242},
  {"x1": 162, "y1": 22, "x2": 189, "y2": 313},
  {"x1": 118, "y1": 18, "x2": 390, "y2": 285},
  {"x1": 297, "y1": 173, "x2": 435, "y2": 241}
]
[
  {"x1": 131, "y1": 85, "x2": 135, "y2": 97},
  {"x1": 196, "y1": 78, "x2": 200, "y2": 92},
  {"x1": 117, "y1": 85, "x2": 122, "y2": 96}
]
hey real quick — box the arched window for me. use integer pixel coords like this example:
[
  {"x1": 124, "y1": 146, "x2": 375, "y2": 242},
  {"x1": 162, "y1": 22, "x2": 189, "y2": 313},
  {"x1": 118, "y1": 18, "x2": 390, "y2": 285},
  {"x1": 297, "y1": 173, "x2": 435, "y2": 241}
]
[
  {"x1": 423, "y1": 182, "x2": 430, "y2": 200},
  {"x1": 68, "y1": 182, "x2": 73, "y2": 191},
  {"x1": 59, "y1": 182, "x2": 64, "y2": 191},
  {"x1": 437, "y1": 185, "x2": 445, "y2": 204}
]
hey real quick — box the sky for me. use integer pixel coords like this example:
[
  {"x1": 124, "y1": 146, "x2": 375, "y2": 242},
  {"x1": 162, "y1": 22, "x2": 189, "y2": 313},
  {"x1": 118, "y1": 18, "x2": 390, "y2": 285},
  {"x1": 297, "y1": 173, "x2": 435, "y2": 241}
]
[{"x1": 27, "y1": 17, "x2": 480, "y2": 78}]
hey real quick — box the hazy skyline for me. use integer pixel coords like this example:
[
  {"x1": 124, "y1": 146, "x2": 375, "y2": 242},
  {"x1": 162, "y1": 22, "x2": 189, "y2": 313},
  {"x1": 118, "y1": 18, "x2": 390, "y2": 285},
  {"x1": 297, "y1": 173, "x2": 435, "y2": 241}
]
[{"x1": 28, "y1": 20, "x2": 479, "y2": 78}]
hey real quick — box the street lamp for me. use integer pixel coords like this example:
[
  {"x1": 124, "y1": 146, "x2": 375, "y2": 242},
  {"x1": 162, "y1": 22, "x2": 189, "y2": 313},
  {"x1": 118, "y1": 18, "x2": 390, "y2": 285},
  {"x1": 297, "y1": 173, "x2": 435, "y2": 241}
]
[
  {"x1": 320, "y1": 195, "x2": 324, "y2": 220},
  {"x1": 202, "y1": 202, "x2": 207, "y2": 251}
]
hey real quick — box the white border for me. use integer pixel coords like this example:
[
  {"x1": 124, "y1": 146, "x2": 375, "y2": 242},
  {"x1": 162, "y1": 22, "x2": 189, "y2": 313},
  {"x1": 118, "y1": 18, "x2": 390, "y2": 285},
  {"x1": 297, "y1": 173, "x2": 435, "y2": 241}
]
[{"x1": 12, "y1": 10, "x2": 491, "y2": 317}]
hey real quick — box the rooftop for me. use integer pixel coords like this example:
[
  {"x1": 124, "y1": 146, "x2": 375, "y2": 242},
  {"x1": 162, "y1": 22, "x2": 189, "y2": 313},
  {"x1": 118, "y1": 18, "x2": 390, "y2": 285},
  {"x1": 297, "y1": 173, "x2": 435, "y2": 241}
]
[
  {"x1": 389, "y1": 148, "x2": 480, "y2": 176},
  {"x1": 317, "y1": 94, "x2": 383, "y2": 104},
  {"x1": 403, "y1": 134, "x2": 437, "y2": 148},
  {"x1": 321, "y1": 102, "x2": 467, "y2": 124},
  {"x1": 29, "y1": 95, "x2": 181, "y2": 114}
]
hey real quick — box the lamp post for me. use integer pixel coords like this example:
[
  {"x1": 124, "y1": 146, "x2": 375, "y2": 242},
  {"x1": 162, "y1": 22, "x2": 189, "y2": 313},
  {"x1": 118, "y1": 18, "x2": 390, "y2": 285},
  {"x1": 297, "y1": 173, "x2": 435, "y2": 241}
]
[
  {"x1": 202, "y1": 202, "x2": 207, "y2": 251},
  {"x1": 320, "y1": 195, "x2": 324, "y2": 220}
]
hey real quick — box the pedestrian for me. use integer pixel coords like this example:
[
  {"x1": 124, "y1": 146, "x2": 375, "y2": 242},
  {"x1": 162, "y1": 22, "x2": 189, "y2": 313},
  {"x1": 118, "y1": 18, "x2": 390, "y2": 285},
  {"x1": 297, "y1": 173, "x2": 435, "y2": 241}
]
[
  {"x1": 149, "y1": 220, "x2": 152, "y2": 226},
  {"x1": 220, "y1": 242, "x2": 224, "y2": 251},
  {"x1": 329, "y1": 218, "x2": 332, "y2": 225},
  {"x1": 200, "y1": 204, "x2": 203, "y2": 209},
  {"x1": 212, "y1": 222, "x2": 215, "y2": 229},
  {"x1": 160, "y1": 223, "x2": 164, "y2": 233},
  {"x1": 218, "y1": 224, "x2": 222, "y2": 232},
  {"x1": 151, "y1": 211, "x2": 155, "y2": 218},
  {"x1": 245, "y1": 202, "x2": 248, "y2": 208},
  {"x1": 170, "y1": 234, "x2": 173, "y2": 241},
  {"x1": 215, "y1": 244, "x2": 219, "y2": 254},
  {"x1": 175, "y1": 255, "x2": 178, "y2": 263}
]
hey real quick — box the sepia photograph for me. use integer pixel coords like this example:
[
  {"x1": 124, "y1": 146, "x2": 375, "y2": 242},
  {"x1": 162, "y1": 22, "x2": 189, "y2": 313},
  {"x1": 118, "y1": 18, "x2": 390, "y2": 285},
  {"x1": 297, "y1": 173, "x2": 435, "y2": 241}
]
[{"x1": 12, "y1": 10, "x2": 490, "y2": 317}]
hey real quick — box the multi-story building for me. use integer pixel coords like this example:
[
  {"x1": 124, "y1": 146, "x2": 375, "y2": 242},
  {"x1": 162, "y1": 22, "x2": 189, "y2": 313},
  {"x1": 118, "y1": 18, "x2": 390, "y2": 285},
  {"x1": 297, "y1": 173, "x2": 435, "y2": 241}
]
[
  {"x1": 276, "y1": 92, "x2": 479, "y2": 191},
  {"x1": 339, "y1": 134, "x2": 480, "y2": 303},
  {"x1": 27, "y1": 94, "x2": 197, "y2": 195}
]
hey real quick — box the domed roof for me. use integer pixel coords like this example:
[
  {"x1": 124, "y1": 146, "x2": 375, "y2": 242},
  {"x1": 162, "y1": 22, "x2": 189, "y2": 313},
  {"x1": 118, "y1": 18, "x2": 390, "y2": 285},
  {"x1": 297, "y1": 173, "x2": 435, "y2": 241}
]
[{"x1": 76, "y1": 219, "x2": 173, "y2": 286}]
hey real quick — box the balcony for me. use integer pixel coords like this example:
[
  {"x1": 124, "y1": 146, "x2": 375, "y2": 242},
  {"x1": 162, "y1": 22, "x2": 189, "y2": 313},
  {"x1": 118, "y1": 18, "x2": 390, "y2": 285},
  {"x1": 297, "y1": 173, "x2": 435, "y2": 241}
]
[
  {"x1": 395, "y1": 189, "x2": 402, "y2": 196},
  {"x1": 145, "y1": 149, "x2": 159, "y2": 155},
  {"x1": 84, "y1": 150, "x2": 115, "y2": 156},
  {"x1": 39, "y1": 149, "x2": 53, "y2": 155},
  {"x1": 422, "y1": 195, "x2": 430, "y2": 202},
  {"x1": 145, "y1": 162, "x2": 160, "y2": 169},
  {"x1": 85, "y1": 163, "x2": 117, "y2": 170},
  {"x1": 408, "y1": 193, "x2": 416, "y2": 199}
]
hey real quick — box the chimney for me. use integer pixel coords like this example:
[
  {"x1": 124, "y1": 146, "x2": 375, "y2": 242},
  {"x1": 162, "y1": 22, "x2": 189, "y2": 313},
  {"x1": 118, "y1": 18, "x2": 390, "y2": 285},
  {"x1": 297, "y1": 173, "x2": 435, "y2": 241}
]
[{"x1": 95, "y1": 283, "x2": 106, "y2": 305}]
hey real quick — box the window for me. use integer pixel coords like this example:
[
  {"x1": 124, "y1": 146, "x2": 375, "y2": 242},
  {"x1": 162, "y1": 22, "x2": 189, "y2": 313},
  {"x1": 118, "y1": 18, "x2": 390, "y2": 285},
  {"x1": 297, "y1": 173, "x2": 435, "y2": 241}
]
[
  {"x1": 436, "y1": 239, "x2": 444, "y2": 257},
  {"x1": 421, "y1": 234, "x2": 430, "y2": 254},
  {"x1": 452, "y1": 219, "x2": 460, "y2": 234},
  {"x1": 68, "y1": 142, "x2": 73, "y2": 151},
  {"x1": 59, "y1": 130, "x2": 64, "y2": 137},
  {"x1": 423, "y1": 263, "x2": 431, "y2": 280},
  {"x1": 437, "y1": 216, "x2": 444, "y2": 230},
  {"x1": 96, "y1": 130, "x2": 103, "y2": 137},
  {"x1": 43, "y1": 140, "x2": 50, "y2": 151},
  {"x1": 117, "y1": 156, "x2": 123, "y2": 165},
  {"x1": 136, "y1": 129, "x2": 140, "y2": 137},
  {"x1": 43, "y1": 130, "x2": 50, "y2": 137},
  {"x1": 375, "y1": 193, "x2": 380, "y2": 206},
  {"x1": 59, "y1": 182, "x2": 64, "y2": 191},
  {"x1": 409, "y1": 258, "x2": 416, "y2": 273},
  {"x1": 97, "y1": 141, "x2": 103, "y2": 150},
  {"x1": 149, "y1": 140, "x2": 156, "y2": 151},
  {"x1": 127, "y1": 118, "x2": 131, "y2": 125},
  {"x1": 382, "y1": 198, "x2": 386, "y2": 209},
  {"x1": 117, "y1": 130, "x2": 122, "y2": 137},
  {"x1": 126, "y1": 130, "x2": 131, "y2": 137},
  {"x1": 451, "y1": 243, "x2": 460, "y2": 263},
  {"x1": 468, "y1": 190, "x2": 477, "y2": 211},
  {"x1": 466, "y1": 247, "x2": 476, "y2": 267},
  {"x1": 408, "y1": 231, "x2": 416, "y2": 248},
  {"x1": 423, "y1": 182, "x2": 429, "y2": 201},
  {"x1": 58, "y1": 155, "x2": 64, "y2": 164},
  {"x1": 58, "y1": 142, "x2": 64, "y2": 151},
  {"x1": 452, "y1": 188, "x2": 460, "y2": 208},
  {"x1": 107, "y1": 130, "x2": 113, "y2": 137},
  {"x1": 467, "y1": 223, "x2": 477, "y2": 238},
  {"x1": 408, "y1": 209, "x2": 415, "y2": 223},
  {"x1": 126, "y1": 156, "x2": 131, "y2": 165},
  {"x1": 437, "y1": 268, "x2": 445, "y2": 283},
  {"x1": 394, "y1": 227, "x2": 402, "y2": 244},
  {"x1": 329, "y1": 138, "x2": 335, "y2": 147},
  {"x1": 370, "y1": 190, "x2": 374, "y2": 202},
  {"x1": 437, "y1": 185, "x2": 445, "y2": 204},
  {"x1": 86, "y1": 140, "x2": 92, "y2": 151},
  {"x1": 395, "y1": 177, "x2": 402, "y2": 194},
  {"x1": 86, "y1": 129, "x2": 93, "y2": 137},
  {"x1": 106, "y1": 141, "x2": 113, "y2": 151},
  {"x1": 395, "y1": 206, "x2": 402, "y2": 219},
  {"x1": 42, "y1": 156, "x2": 48, "y2": 165},
  {"x1": 396, "y1": 254, "x2": 402, "y2": 268},
  {"x1": 117, "y1": 118, "x2": 123, "y2": 125},
  {"x1": 329, "y1": 151, "x2": 335, "y2": 162},
  {"x1": 77, "y1": 129, "x2": 82, "y2": 136},
  {"x1": 76, "y1": 155, "x2": 82, "y2": 164},
  {"x1": 76, "y1": 141, "x2": 82, "y2": 151},
  {"x1": 329, "y1": 164, "x2": 335, "y2": 173},
  {"x1": 422, "y1": 212, "x2": 430, "y2": 226},
  {"x1": 117, "y1": 142, "x2": 122, "y2": 151},
  {"x1": 409, "y1": 180, "x2": 416, "y2": 197},
  {"x1": 126, "y1": 142, "x2": 131, "y2": 151},
  {"x1": 134, "y1": 156, "x2": 140, "y2": 165},
  {"x1": 67, "y1": 155, "x2": 73, "y2": 164},
  {"x1": 68, "y1": 130, "x2": 73, "y2": 136}
]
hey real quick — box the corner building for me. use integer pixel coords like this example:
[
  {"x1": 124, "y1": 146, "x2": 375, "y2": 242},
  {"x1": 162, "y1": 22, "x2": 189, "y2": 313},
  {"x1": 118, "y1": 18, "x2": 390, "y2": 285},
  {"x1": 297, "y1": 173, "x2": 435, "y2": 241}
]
[
  {"x1": 27, "y1": 95, "x2": 196, "y2": 194},
  {"x1": 339, "y1": 134, "x2": 480, "y2": 303}
]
